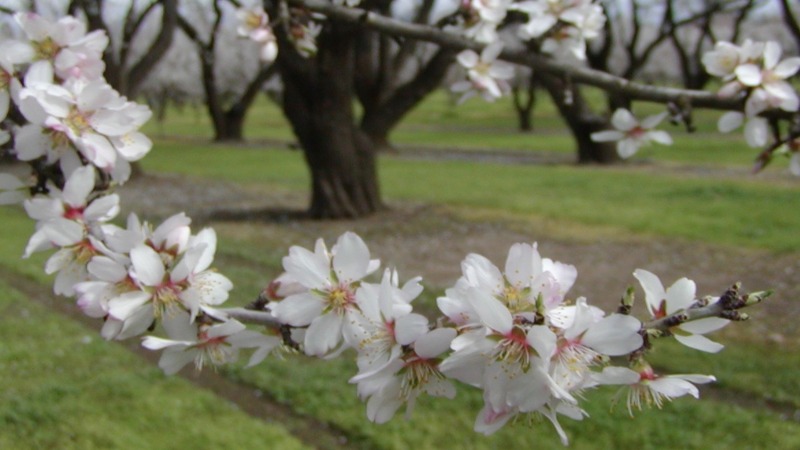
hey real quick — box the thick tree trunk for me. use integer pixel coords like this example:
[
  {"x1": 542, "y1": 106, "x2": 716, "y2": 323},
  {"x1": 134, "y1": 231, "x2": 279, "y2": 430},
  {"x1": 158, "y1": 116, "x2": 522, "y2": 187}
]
[
  {"x1": 540, "y1": 74, "x2": 619, "y2": 164},
  {"x1": 279, "y1": 23, "x2": 382, "y2": 219}
]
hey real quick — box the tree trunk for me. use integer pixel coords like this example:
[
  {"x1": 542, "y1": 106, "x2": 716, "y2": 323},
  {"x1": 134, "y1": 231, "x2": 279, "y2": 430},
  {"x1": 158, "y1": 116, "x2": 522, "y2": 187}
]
[
  {"x1": 540, "y1": 73, "x2": 619, "y2": 164},
  {"x1": 512, "y1": 70, "x2": 537, "y2": 132},
  {"x1": 278, "y1": 23, "x2": 382, "y2": 219}
]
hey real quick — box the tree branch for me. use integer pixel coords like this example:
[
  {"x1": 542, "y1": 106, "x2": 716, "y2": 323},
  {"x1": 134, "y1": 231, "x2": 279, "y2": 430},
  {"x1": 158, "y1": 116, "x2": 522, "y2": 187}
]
[
  {"x1": 644, "y1": 283, "x2": 771, "y2": 333},
  {"x1": 290, "y1": 0, "x2": 743, "y2": 110}
]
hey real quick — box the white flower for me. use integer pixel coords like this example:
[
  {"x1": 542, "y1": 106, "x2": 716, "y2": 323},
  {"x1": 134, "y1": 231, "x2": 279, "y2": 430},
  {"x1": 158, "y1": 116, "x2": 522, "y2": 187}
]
[
  {"x1": 270, "y1": 232, "x2": 380, "y2": 357},
  {"x1": 18, "y1": 78, "x2": 152, "y2": 182},
  {"x1": 0, "y1": 173, "x2": 29, "y2": 205},
  {"x1": 437, "y1": 242, "x2": 576, "y2": 327},
  {"x1": 702, "y1": 41, "x2": 745, "y2": 79},
  {"x1": 717, "y1": 111, "x2": 769, "y2": 148},
  {"x1": 451, "y1": 42, "x2": 515, "y2": 103},
  {"x1": 350, "y1": 327, "x2": 456, "y2": 424},
  {"x1": 591, "y1": 108, "x2": 673, "y2": 158},
  {"x1": 142, "y1": 313, "x2": 268, "y2": 375},
  {"x1": 633, "y1": 269, "x2": 729, "y2": 353},
  {"x1": 14, "y1": 12, "x2": 108, "y2": 81},
  {"x1": 346, "y1": 269, "x2": 428, "y2": 372},
  {"x1": 595, "y1": 364, "x2": 715, "y2": 416}
]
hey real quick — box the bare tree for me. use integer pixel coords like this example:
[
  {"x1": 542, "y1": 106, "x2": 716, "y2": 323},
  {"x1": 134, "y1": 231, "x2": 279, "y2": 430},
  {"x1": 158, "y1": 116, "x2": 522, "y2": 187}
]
[
  {"x1": 177, "y1": 0, "x2": 276, "y2": 142},
  {"x1": 69, "y1": 0, "x2": 178, "y2": 97}
]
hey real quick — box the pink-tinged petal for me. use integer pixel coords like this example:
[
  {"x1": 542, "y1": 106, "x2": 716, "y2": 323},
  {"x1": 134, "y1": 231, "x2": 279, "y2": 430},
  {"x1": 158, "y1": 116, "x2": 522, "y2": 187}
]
[
  {"x1": 542, "y1": 259, "x2": 576, "y2": 296},
  {"x1": 87, "y1": 256, "x2": 127, "y2": 282},
  {"x1": 14, "y1": 124, "x2": 49, "y2": 161},
  {"x1": 283, "y1": 245, "x2": 330, "y2": 290},
  {"x1": 610, "y1": 108, "x2": 637, "y2": 132},
  {"x1": 394, "y1": 313, "x2": 429, "y2": 346},
  {"x1": 581, "y1": 314, "x2": 642, "y2": 356},
  {"x1": 590, "y1": 130, "x2": 624, "y2": 142},
  {"x1": 474, "y1": 404, "x2": 514, "y2": 436},
  {"x1": 616, "y1": 139, "x2": 639, "y2": 159},
  {"x1": 24, "y1": 197, "x2": 64, "y2": 221},
  {"x1": 462, "y1": 253, "x2": 503, "y2": 292},
  {"x1": 526, "y1": 325, "x2": 556, "y2": 359},
  {"x1": 84, "y1": 194, "x2": 120, "y2": 222},
  {"x1": 633, "y1": 269, "x2": 666, "y2": 315},
  {"x1": 734, "y1": 64, "x2": 762, "y2": 86},
  {"x1": 366, "y1": 382, "x2": 403, "y2": 424},
  {"x1": 680, "y1": 317, "x2": 729, "y2": 334},
  {"x1": 762, "y1": 41, "x2": 782, "y2": 69},
  {"x1": 415, "y1": 327, "x2": 456, "y2": 358},
  {"x1": 207, "y1": 319, "x2": 247, "y2": 340},
  {"x1": 488, "y1": 62, "x2": 515, "y2": 80},
  {"x1": 717, "y1": 111, "x2": 743, "y2": 133},
  {"x1": 763, "y1": 81, "x2": 797, "y2": 105},
  {"x1": 142, "y1": 336, "x2": 186, "y2": 351},
  {"x1": 332, "y1": 232, "x2": 372, "y2": 283},
  {"x1": 108, "y1": 290, "x2": 151, "y2": 320},
  {"x1": 773, "y1": 57, "x2": 800, "y2": 78},
  {"x1": 648, "y1": 130, "x2": 672, "y2": 146},
  {"x1": 111, "y1": 132, "x2": 152, "y2": 161},
  {"x1": 744, "y1": 117, "x2": 769, "y2": 148},
  {"x1": 674, "y1": 333, "x2": 724, "y2": 353},
  {"x1": 24, "y1": 60, "x2": 54, "y2": 85},
  {"x1": 675, "y1": 374, "x2": 716, "y2": 384},
  {"x1": 130, "y1": 245, "x2": 165, "y2": 287},
  {"x1": 44, "y1": 218, "x2": 85, "y2": 246},
  {"x1": 116, "y1": 302, "x2": 156, "y2": 340},
  {"x1": 185, "y1": 272, "x2": 233, "y2": 306},
  {"x1": 790, "y1": 154, "x2": 800, "y2": 176},
  {"x1": 158, "y1": 349, "x2": 197, "y2": 375},
  {"x1": 640, "y1": 112, "x2": 668, "y2": 129},
  {"x1": 304, "y1": 312, "x2": 344, "y2": 357},
  {"x1": 481, "y1": 41, "x2": 503, "y2": 61},
  {"x1": 648, "y1": 377, "x2": 699, "y2": 399},
  {"x1": 270, "y1": 292, "x2": 324, "y2": 326},
  {"x1": 457, "y1": 50, "x2": 479, "y2": 68},
  {"x1": 466, "y1": 288, "x2": 512, "y2": 334},
  {"x1": 78, "y1": 132, "x2": 117, "y2": 169},
  {"x1": 161, "y1": 310, "x2": 198, "y2": 341},
  {"x1": 188, "y1": 228, "x2": 217, "y2": 273},
  {"x1": 504, "y1": 243, "x2": 534, "y2": 287},
  {"x1": 62, "y1": 165, "x2": 95, "y2": 207},
  {"x1": 665, "y1": 277, "x2": 696, "y2": 313}
]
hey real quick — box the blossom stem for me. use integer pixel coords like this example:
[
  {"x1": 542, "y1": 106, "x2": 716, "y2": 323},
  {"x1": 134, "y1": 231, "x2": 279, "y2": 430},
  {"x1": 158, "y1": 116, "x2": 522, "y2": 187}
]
[
  {"x1": 220, "y1": 307, "x2": 283, "y2": 328},
  {"x1": 643, "y1": 284, "x2": 772, "y2": 333}
]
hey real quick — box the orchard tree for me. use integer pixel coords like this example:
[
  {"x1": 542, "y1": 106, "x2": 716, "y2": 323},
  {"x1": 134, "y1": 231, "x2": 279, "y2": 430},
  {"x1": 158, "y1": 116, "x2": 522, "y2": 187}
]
[
  {"x1": 176, "y1": 0, "x2": 278, "y2": 141},
  {"x1": 68, "y1": 0, "x2": 179, "y2": 97},
  {"x1": 1, "y1": 3, "x2": 799, "y2": 443}
]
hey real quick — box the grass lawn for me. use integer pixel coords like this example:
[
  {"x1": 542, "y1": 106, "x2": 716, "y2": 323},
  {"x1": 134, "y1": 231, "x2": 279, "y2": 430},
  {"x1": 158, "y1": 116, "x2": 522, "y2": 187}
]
[{"x1": 5, "y1": 84, "x2": 800, "y2": 449}]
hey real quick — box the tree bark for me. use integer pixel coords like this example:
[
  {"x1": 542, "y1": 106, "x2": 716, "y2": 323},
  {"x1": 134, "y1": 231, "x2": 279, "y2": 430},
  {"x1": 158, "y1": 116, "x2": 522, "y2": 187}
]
[
  {"x1": 278, "y1": 22, "x2": 382, "y2": 219},
  {"x1": 539, "y1": 73, "x2": 619, "y2": 164}
]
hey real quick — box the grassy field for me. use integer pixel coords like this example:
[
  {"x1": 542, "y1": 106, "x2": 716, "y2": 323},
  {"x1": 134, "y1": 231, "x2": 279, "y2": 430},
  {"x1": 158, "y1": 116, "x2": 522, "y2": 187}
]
[{"x1": 4, "y1": 87, "x2": 800, "y2": 449}]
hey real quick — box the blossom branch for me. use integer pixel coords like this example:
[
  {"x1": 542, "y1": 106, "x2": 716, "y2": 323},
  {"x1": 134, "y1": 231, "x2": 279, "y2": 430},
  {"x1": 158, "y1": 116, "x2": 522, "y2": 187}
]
[
  {"x1": 644, "y1": 283, "x2": 772, "y2": 333},
  {"x1": 290, "y1": 0, "x2": 743, "y2": 109},
  {"x1": 220, "y1": 307, "x2": 283, "y2": 327}
]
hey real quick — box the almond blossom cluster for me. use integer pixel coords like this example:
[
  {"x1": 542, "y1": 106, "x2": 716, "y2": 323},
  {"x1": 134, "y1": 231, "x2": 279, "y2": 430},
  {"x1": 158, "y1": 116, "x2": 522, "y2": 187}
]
[
  {"x1": 0, "y1": 9, "x2": 777, "y2": 447},
  {"x1": 703, "y1": 40, "x2": 800, "y2": 151},
  {"x1": 235, "y1": 5, "x2": 321, "y2": 60}
]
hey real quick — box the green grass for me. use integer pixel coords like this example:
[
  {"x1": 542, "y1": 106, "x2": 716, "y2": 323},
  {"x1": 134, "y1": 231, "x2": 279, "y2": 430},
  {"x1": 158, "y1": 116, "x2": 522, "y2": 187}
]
[
  {"x1": 141, "y1": 143, "x2": 800, "y2": 252},
  {"x1": 142, "y1": 89, "x2": 777, "y2": 168},
  {"x1": 0, "y1": 277, "x2": 309, "y2": 450}
]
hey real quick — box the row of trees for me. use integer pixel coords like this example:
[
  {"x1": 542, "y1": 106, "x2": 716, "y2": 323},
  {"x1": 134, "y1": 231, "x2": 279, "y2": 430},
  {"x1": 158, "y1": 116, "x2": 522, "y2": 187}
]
[{"x1": 2, "y1": 0, "x2": 799, "y2": 219}]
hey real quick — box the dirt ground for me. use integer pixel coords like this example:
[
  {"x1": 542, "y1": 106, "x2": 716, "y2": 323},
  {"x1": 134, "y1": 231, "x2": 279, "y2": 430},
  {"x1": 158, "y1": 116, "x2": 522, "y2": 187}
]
[{"x1": 118, "y1": 169, "x2": 800, "y2": 345}]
